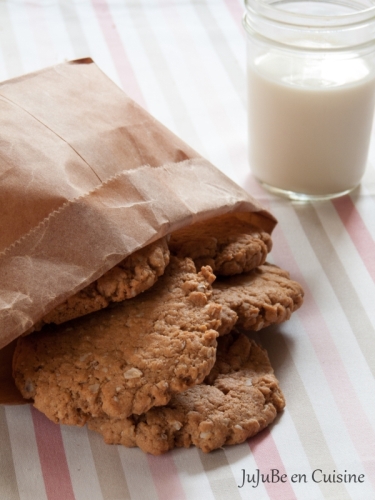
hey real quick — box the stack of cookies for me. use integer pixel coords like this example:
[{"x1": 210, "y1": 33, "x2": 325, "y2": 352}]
[{"x1": 12, "y1": 214, "x2": 303, "y2": 455}]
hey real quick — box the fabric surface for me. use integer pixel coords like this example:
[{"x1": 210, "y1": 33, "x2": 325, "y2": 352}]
[{"x1": 1, "y1": 1, "x2": 375, "y2": 499}]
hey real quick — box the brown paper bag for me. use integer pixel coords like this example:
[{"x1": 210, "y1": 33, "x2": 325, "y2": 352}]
[{"x1": 0, "y1": 58, "x2": 276, "y2": 404}]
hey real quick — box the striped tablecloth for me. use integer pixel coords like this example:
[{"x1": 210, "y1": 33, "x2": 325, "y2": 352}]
[{"x1": 1, "y1": 1, "x2": 375, "y2": 499}]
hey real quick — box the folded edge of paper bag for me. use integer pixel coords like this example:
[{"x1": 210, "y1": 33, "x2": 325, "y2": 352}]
[{"x1": 0, "y1": 157, "x2": 275, "y2": 350}]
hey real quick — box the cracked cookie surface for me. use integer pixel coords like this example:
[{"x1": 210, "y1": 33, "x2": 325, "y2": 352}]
[
  {"x1": 13, "y1": 257, "x2": 221, "y2": 425},
  {"x1": 212, "y1": 263, "x2": 304, "y2": 335},
  {"x1": 87, "y1": 332, "x2": 285, "y2": 454},
  {"x1": 169, "y1": 215, "x2": 272, "y2": 276},
  {"x1": 34, "y1": 237, "x2": 170, "y2": 329}
]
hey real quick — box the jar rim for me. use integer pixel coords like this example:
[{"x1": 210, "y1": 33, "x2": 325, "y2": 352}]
[
  {"x1": 242, "y1": 17, "x2": 375, "y2": 54},
  {"x1": 244, "y1": 0, "x2": 375, "y2": 28}
]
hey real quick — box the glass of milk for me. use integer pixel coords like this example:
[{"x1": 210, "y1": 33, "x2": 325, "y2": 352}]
[{"x1": 243, "y1": 0, "x2": 375, "y2": 200}]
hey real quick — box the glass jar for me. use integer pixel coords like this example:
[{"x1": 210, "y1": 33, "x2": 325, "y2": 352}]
[{"x1": 243, "y1": 0, "x2": 375, "y2": 200}]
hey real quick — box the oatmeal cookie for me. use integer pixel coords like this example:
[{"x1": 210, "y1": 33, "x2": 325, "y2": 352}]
[
  {"x1": 212, "y1": 263, "x2": 304, "y2": 335},
  {"x1": 87, "y1": 333, "x2": 285, "y2": 454},
  {"x1": 169, "y1": 215, "x2": 272, "y2": 276},
  {"x1": 13, "y1": 257, "x2": 221, "y2": 425},
  {"x1": 35, "y1": 237, "x2": 170, "y2": 328}
]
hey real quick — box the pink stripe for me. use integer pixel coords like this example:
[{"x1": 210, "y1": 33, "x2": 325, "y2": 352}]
[
  {"x1": 147, "y1": 454, "x2": 186, "y2": 500},
  {"x1": 245, "y1": 179, "x2": 375, "y2": 489},
  {"x1": 31, "y1": 408, "x2": 75, "y2": 500},
  {"x1": 91, "y1": 0, "x2": 145, "y2": 106},
  {"x1": 249, "y1": 429, "x2": 297, "y2": 500},
  {"x1": 333, "y1": 196, "x2": 375, "y2": 281}
]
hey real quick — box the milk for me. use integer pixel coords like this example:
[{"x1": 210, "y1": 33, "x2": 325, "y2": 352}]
[{"x1": 248, "y1": 52, "x2": 375, "y2": 197}]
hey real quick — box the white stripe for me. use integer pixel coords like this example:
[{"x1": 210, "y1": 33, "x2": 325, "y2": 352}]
[
  {"x1": 206, "y1": 0, "x2": 246, "y2": 70},
  {"x1": 309, "y1": 202, "x2": 375, "y2": 425},
  {"x1": 152, "y1": 0, "x2": 248, "y2": 183},
  {"x1": 366, "y1": 126, "x2": 375, "y2": 177},
  {"x1": 278, "y1": 203, "x2": 375, "y2": 404},
  {"x1": 118, "y1": 447, "x2": 159, "y2": 500},
  {"x1": 275, "y1": 201, "x2": 375, "y2": 405},
  {"x1": 20, "y1": 0, "x2": 57, "y2": 67},
  {"x1": 313, "y1": 198, "x2": 375, "y2": 329},
  {"x1": 5, "y1": 406, "x2": 48, "y2": 500},
  {"x1": 38, "y1": 2, "x2": 77, "y2": 64},
  {"x1": 61, "y1": 426, "x2": 104, "y2": 500},
  {"x1": 138, "y1": 1, "x2": 237, "y2": 177},
  {"x1": 269, "y1": 205, "x2": 375, "y2": 484},
  {"x1": 0, "y1": 42, "x2": 9, "y2": 82},
  {"x1": 72, "y1": 0, "x2": 121, "y2": 89},
  {"x1": 172, "y1": 447, "x2": 216, "y2": 500},
  {"x1": 105, "y1": 1, "x2": 177, "y2": 133},
  {"x1": 280, "y1": 314, "x2": 371, "y2": 497},
  {"x1": 7, "y1": 1, "x2": 39, "y2": 74}
]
